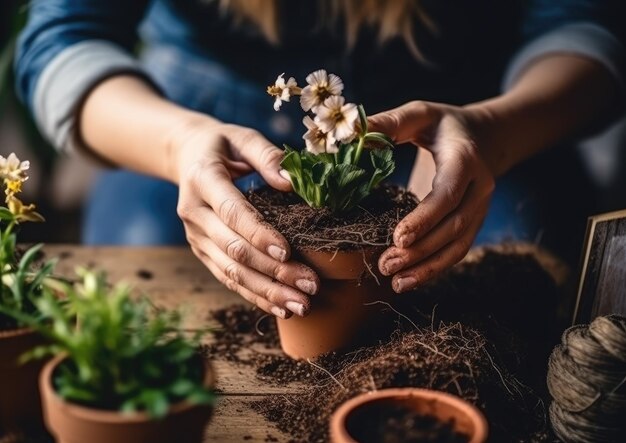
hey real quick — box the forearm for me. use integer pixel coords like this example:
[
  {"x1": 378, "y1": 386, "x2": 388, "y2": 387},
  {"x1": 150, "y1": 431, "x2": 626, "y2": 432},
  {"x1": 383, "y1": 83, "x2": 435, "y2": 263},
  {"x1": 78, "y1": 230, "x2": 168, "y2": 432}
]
[
  {"x1": 80, "y1": 75, "x2": 218, "y2": 183},
  {"x1": 465, "y1": 54, "x2": 618, "y2": 176}
]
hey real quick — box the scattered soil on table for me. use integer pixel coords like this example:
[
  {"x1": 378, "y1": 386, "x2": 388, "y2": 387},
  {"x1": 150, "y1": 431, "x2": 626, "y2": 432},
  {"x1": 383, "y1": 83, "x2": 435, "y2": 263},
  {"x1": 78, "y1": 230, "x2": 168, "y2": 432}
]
[
  {"x1": 136, "y1": 269, "x2": 154, "y2": 280},
  {"x1": 247, "y1": 185, "x2": 418, "y2": 251},
  {"x1": 346, "y1": 404, "x2": 469, "y2": 443},
  {"x1": 204, "y1": 248, "x2": 561, "y2": 442}
]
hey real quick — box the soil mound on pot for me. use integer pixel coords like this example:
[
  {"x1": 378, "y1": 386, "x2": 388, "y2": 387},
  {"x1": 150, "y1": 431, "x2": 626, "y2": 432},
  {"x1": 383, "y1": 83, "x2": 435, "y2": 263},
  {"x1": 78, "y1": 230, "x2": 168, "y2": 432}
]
[
  {"x1": 205, "y1": 247, "x2": 561, "y2": 442},
  {"x1": 247, "y1": 185, "x2": 418, "y2": 251}
]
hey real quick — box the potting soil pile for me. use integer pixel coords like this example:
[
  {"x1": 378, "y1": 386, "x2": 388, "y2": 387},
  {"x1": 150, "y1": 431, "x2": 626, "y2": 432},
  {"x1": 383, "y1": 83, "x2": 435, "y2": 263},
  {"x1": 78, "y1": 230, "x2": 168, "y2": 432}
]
[
  {"x1": 247, "y1": 185, "x2": 418, "y2": 251},
  {"x1": 205, "y1": 248, "x2": 562, "y2": 442}
]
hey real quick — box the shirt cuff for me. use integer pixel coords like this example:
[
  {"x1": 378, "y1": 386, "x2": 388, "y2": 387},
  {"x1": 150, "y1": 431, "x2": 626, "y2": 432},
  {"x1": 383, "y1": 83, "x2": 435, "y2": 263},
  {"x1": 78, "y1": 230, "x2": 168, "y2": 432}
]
[
  {"x1": 33, "y1": 40, "x2": 156, "y2": 162},
  {"x1": 503, "y1": 22, "x2": 626, "y2": 98}
]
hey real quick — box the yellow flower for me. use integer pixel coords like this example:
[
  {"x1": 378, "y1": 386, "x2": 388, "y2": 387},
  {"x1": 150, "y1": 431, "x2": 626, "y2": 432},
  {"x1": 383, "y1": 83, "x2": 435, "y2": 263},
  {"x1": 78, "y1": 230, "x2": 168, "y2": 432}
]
[
  {"x1": 0, "y1": 153, "x2": 30, "y2": 183},
  {"x1": 7, "y1": 197, "x2": 45, "y2": 223},
  {"x1": 4, "y1": 179, "x2": 23, "y2": 199}
]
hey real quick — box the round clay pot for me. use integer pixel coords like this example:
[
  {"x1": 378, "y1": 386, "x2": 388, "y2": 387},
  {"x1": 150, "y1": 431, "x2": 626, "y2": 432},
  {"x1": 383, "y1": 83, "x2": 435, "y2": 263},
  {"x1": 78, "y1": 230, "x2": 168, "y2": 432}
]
[
  {"x1": 0, "y1": 326, "x2": 46, "y2": 432},
  {"x1": 276, "y1": 247, "x2": 394, "y2": 359},
  {"x1": 40, "y1": 354, "x2": 216, "y2": 443},
  {"x1": 330, "y1": 388, "x2": 488, "y2": 443}
]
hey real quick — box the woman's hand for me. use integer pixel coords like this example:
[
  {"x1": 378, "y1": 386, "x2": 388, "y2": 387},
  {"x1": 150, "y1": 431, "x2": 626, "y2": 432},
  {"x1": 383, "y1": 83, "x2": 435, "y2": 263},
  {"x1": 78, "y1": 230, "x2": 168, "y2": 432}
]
[
  {"x1": 369, "y1": 101, "x2": 496, "y2": 293},
  {"x1": 172, "y1": 120, "x2": 319, "y2": 318}
]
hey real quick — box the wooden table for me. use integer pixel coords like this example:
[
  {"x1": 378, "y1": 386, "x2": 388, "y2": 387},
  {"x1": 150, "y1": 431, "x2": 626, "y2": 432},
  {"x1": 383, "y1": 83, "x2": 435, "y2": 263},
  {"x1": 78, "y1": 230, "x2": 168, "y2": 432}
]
[
  {"x1": 48, "y1": 245, "x2": 293, "y2": 443},
  {"x1": 44, "y1": 244, "x2": 569, "y2": 442}
]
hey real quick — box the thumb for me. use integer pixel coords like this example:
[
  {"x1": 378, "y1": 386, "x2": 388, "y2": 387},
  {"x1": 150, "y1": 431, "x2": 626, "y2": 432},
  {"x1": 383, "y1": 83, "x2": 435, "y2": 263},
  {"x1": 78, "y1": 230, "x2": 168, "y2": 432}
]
[
  {"x1": 231, "y1": 129, "x2": 293, "y2": 192},
  {"x1": 368, "y1": 101, "x2": 436, "y2": 145}
]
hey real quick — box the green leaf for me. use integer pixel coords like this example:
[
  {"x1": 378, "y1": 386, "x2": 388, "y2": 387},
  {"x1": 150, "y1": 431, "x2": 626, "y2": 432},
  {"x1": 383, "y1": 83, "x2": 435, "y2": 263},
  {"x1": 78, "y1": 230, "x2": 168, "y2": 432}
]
[
  {"x1": 0, "y1": 207, "x2": 15, "y2": 221},
  {"x1": 368, "y1": 148, "x2": 396, "y2": 190},
  {"x1": 357, "y1": 104, "x2": 368, "y2": 135},
  {"x1": 364, "y1": 132, "x2": 395, "y2": 149}
]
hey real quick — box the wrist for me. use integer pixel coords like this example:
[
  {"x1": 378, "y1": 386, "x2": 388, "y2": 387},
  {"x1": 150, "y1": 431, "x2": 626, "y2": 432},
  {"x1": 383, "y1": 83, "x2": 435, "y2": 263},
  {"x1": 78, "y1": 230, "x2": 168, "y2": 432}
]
[
  {"x1": 461, "y1": 102, "x2": 513, "y2": 177},
  {"x1": 165, "y1": 112, "x2": 223, "y2": 184}
]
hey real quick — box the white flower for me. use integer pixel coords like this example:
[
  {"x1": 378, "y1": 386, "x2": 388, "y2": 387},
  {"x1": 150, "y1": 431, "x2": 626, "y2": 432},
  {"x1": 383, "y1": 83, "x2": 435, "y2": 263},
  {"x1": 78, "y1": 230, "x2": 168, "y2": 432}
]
[
  {"x1": 314, "y1": 96, "x2": 359, "y2": 143},
  {"x1": 267, "y1": 73, "x2": 298, "y2": 111},
  {"x1": 0, "y1": 153, "x2": 30, "y2": 182},
  {"x1": 300, "y1": 69, "x2": 344, "y2": 112},
  {"x1": 302, "y1": 116, "x2": 338, "y2": 154}
]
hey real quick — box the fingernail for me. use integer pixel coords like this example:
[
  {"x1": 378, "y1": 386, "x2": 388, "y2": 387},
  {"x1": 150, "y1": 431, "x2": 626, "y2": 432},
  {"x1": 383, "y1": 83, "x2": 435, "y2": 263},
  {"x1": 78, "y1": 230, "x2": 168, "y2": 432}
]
[
  {"x1": 394, "y1": 276, "x2": 418, "y2": 293},
  {"x1": 383, "y1": 258, "x2": 403, "y2": 275},
  {"x1": 397, "y1": 233, "x2": 416, "y2": 249},
  {"x1": 268, "y1": 245, "x2": 287, "y2": 262},
  {"x1": 285, "y1": 300, "x2": 307, "y2": 317},
  {"x1": 271, "y1": 306, "x2": 287, "y2": 319},
  {"x1": 295, "y1": 279, "x2": 317, "y2": 295},
  {"x1": 279, "y1": 169, "x2": 291, "y2": 183}
]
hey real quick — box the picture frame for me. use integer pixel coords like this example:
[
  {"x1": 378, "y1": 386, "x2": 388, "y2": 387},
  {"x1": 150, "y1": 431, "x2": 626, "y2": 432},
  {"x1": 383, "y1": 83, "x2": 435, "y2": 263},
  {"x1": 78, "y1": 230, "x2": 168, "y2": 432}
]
[{"x1": 573, "y1": 209, "x2": 626, "y2": 324}]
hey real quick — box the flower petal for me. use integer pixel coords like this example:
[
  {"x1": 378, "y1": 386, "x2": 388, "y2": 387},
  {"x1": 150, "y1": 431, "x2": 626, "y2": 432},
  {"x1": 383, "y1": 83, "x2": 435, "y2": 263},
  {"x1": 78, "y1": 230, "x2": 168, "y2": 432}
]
[{"x1": 327, "y1": 74, "x2": 344, "y2": 95}]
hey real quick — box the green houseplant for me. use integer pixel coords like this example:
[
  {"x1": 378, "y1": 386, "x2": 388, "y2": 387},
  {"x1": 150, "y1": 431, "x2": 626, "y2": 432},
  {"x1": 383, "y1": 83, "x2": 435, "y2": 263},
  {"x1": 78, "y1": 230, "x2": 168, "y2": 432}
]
[
  {"x1": 0, "y1": 152, "x2": 52, "y2": 432},
  {"x1": 7, "y1": 268, "x2": 215, "y2": 443},
  {"x1": 261, "y1": 71, "x2": 417, "y2": 359}
]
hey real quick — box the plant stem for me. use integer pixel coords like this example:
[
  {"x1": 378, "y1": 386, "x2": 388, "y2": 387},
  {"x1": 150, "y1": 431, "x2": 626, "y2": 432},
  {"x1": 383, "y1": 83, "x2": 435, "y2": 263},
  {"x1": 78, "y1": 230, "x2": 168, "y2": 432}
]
[{"x1": 354, "y1": 136, "x2": 365, "y2": 164}]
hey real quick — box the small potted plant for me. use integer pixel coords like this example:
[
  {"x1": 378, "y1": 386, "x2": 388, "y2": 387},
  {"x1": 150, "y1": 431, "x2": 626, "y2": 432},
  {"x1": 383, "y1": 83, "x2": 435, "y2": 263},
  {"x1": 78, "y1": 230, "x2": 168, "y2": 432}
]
[
  {"x1": 0, "y1": 153, "x2": 52, "y2": 432},
  {"x1": 330, "y1": 388, "x2": 488, "y2": 443},
  {"x1": 259, "y1": 70, "x2": 418, "y2": 359},
  {"x1": 9, "y1": 268, "x2": 215, "y2": 443}
]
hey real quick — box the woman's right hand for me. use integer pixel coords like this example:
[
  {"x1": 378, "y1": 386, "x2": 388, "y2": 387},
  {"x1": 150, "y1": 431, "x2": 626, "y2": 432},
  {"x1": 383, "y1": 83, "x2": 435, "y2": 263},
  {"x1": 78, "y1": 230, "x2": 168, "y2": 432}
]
[{"x1": 172, "y1": 120, "x2": 319, "y2": 319}]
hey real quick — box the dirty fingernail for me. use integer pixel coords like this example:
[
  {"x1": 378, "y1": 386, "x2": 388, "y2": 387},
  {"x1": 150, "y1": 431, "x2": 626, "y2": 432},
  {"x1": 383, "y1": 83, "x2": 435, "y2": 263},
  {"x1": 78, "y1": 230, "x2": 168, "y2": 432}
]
[
  {"x1": 394, "y1": 276, "x2": 418, "y2": 293},
  {"x1": 271, "y1": 306, "x2": 287, "y2": 319},
  {"x1": 285, "y1": 300, "x2": 307, "y2": 317},
  {"x1": 268, "y1": 245, "x2": 287, "y2": 262},
  {"x1": 295, "y1": 279, "x2": 317, "y2": 295},
  {"x1": 383, "y1": 258, "x2": 403, "y2": 275},
  {"x1": 397, "y1": 233, "x2": 416, "y2": 248},
  {"x1": 279, "y1": 169, "x2": 292, "y2": 183}
]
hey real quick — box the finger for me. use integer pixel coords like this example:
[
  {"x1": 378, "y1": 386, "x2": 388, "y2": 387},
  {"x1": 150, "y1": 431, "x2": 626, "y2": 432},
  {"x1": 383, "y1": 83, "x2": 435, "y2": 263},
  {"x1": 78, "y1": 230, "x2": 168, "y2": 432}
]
[
  {"x1": 379, "y1": 185, "x2": 489, "y2": 276},
  {"x1": 187, "y1": 206, "x2": 319, "y2": 295},
  {"x1": 181, "y1": 161, "x2": 291, "y2": 262},
  {"x1": 393, "y1": 155, "x2": 472, "y2": 248},
  {"x1": 391, "y1": 216, "x2": 484, "y2": 293},
  {"x1": 367, "y1": 101, "x2": 438, "y2": 145},
  {"x1": 192, "y1": 246, "x2": 291, "y2": 319},
  {"x1": 227, "y1": 127, "x2": 292, "y2": 192},
  {"x1": 198, "y1": 236, "x2": 311, "y2": 317}
]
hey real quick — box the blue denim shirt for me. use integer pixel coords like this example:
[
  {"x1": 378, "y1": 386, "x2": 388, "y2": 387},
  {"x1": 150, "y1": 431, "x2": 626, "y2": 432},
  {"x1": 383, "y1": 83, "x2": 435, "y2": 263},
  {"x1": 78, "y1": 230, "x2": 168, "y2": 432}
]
[
  {"x1": 15, "y1": 0, "x2": 625, "y2": 148},
  {"x1": 13, "y1": 0, "x2": 626, "y2": 249}
]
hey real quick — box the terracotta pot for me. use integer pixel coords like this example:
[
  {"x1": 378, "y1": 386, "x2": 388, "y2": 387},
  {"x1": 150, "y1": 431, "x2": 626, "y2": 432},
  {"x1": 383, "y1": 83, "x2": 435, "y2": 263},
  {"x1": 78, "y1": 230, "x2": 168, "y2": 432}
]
[
  {"x1": 330, "y1": 388, "x2": 488, "y2": 443},
  {"x1": 0, "y1": 326, "x2": 46, "y2": 432},
  {"x1": 40, "y1": 355, "x2": 215, "y2": 443},
  {"x1": 276, "y1": 247, "x2": 394, "y2": 359}
]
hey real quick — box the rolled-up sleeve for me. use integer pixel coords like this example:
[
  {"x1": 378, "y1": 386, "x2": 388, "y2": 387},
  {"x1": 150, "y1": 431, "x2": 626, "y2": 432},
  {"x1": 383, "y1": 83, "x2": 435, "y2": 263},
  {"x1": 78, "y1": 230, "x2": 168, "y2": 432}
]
[
  {"x1": 14, "y1": 0, "x2": 151, "y2": 154},
  {"x1": 504, "y1": 1, "x2": 626, "y2": 106}
]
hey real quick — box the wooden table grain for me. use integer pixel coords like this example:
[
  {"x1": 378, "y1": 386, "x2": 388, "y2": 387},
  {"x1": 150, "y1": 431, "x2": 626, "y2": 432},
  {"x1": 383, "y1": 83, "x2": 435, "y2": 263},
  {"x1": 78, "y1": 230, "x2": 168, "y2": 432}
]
[{"x1": 41, "y1": 244, "x2": 569, "y2": 443}]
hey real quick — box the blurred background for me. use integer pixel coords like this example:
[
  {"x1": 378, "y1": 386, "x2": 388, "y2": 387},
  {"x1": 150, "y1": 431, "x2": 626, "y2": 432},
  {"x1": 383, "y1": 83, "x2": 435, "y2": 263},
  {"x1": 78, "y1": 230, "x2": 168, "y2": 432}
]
[
  {"x1": 2, "y1": 1, "x2": 625, "y2": 262},
  {"x1": 1, "y1": 0, "x2": 101, "y2": 243}
]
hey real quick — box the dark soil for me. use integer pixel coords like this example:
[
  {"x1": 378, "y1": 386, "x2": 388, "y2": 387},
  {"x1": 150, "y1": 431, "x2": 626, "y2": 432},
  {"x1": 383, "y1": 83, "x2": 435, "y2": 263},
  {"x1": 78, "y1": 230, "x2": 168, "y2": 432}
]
[
  {"x1": 247, "y1": 185, "x2": 418, "y2": 251},
  {"x1": 346, "y1": 403, "x2": 469, "y2": 443},
  {"x1": 204, "y1": 248, "x2": 560, "y2": 442}
]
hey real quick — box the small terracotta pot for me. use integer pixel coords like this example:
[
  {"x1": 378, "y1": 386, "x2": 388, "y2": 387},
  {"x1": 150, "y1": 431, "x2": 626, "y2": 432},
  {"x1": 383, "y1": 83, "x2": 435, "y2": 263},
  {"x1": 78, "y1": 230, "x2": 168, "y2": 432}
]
[
  {"x1": 0, "y1": 326, "x2": 46, "y2": 432},
  {"x1": 330, "y1": 388, "x2": 488, "y2": 443},
  {"x1": 276, "y1": 247, "x2": 394, "y2": 359},
  {"x1": 40, "y1": 355, "x2": 215, "y2": 443}
]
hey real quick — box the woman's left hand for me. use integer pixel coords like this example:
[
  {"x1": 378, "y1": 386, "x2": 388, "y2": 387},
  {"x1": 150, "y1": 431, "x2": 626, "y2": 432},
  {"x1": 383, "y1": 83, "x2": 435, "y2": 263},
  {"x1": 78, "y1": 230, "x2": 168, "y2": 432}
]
[{"x1": 369, "y1": 101, "x2": 496, "y2": 293}]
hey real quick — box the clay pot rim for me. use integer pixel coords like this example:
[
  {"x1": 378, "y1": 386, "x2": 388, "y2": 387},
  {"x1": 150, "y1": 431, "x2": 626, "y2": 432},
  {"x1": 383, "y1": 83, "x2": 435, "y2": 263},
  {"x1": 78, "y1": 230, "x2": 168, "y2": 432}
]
[
  {"x1": 41, "y1": 353, "x2": 216, "y2": 424},
  {"x1": 0, "y1": 325, "x2": 36, "y2": 339},
  {"x1": 330, "y1": 388, "x2": 488, "y2": 443}
]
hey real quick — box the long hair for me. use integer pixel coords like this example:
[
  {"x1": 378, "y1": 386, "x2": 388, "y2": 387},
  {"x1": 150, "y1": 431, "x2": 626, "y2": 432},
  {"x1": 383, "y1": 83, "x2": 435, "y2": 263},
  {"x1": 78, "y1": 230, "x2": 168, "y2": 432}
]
[{"x1": 216, "y1": 0, "x2": 436, "y2": 58}]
